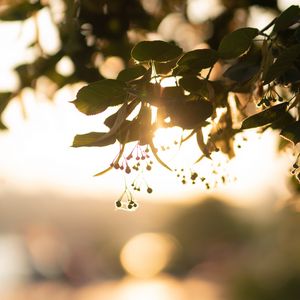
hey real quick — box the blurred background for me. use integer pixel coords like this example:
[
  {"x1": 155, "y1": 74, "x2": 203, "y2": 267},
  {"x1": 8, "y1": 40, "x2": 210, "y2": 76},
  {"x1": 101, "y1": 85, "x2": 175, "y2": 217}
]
[{"x1": 0, "y1": 0, "x2": 300, "y2": 299}]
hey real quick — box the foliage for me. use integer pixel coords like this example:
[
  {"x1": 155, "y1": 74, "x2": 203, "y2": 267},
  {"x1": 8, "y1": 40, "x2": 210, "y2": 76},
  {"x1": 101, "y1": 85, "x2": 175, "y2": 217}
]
[
  {"x1": 72, "y1": 5, "x2": 300, "y2": 204},
  {"x1": 0, "y1": 1, "x2": 300, "y2": 208}
]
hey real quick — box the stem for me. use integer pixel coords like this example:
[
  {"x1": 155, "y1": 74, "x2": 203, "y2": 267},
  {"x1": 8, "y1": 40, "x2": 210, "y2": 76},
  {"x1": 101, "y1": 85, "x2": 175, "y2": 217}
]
[
  {"x1": 258, "y1": 17, "x2": 277, "y2": 36},
  {"x1": 206, "y1": 66, "x2": 213, "y2": 80}
]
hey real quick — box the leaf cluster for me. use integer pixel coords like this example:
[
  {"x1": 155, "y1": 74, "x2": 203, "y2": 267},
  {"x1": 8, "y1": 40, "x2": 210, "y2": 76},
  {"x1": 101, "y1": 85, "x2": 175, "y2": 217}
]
[
  {"x1": 0, "y1": 1, "x2": 299, "y2": 188},
  {"x1": 71, "y1": 5, "x2": 300, "y2": 184}
]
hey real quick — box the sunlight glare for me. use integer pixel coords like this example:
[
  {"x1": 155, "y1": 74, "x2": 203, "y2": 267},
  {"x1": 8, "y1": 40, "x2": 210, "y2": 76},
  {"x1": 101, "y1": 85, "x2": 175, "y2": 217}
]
[
  {"x1": 187, "y1": 0, "x2": 225, "y2": 23},
  {"x1": 120, "y1": 233, "x2": 178, "y2": 278}
]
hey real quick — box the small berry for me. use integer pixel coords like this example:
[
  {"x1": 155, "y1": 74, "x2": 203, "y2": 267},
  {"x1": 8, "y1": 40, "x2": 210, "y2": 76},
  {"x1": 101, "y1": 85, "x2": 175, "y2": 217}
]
[{"x1": 147, "y1": 187, "x2": 153, "y2": 193}]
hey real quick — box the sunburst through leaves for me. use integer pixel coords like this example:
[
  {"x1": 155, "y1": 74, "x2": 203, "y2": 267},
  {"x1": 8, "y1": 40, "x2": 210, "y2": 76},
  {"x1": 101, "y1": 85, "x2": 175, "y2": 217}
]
[{"x1": 72, "y1": 5, "x2": 300, "y2": 209}]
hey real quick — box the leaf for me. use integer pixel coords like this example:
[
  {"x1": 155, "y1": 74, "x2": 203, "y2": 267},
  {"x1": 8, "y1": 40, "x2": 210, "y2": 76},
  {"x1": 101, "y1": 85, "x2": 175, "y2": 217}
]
[
  {"x1": 117, "y1": 65, "x2": 147, "y2": 81},
  {"x1": 149, "y1": 139, "x2": 172, "y2": 171},
  {"x1": 263, "y1": 44, "x2": 300, "y2": 84},
  {"x1": 0, "y1": 120, "x2": 7, "y2": 130},
  {"x1": 260, "y1": 39, "x2": 274, "y2": 80},
  {"x1": 223, "y1": 60, "x2": 260, "y2": 83},
  {"x1": 177, "y1": 49, "x2": 219, "y2": 70},
  {"x1": 100, "y1": 102, "x2": 137, "y2": 144},
  {"x1": 72, "y1": 132, "x2": 116, "y2": 147},
  {"x1": 160, "y1": 86, "x2": 185, "y2": 103},
  {"x1": 241, "y1": 103, "x2": 288, "y2": 129},
  {"x1": 0, "y1": 92, "x2": 12, "y2": 130},
  {"x1": 72, "y1": 79, "x2": 128, "y2": 115},
  {"x1": 270, "y1": 112, "x2": 296, "y2": 129},
  {"x1": 289, "y1": 94, "x2": 300, "y2": 110},
  {"x1": 0, "y1": 92, "x2": 12, "y2": 113},
  {"x1": 104, "y1": 100, "x2": 139, "y2": 129},
  {"x1": 117, "y1": 105, "x2": 153, "y2": 144},
  {"x1": 141, "y1": 83, "x2": 161, "y2": 106},
  {"x1": 131, "y1": 40, "x2": 182, "y2": 62},
  {"x1": 0, "y1": 2, "x2": 43, "y2": 21},
  {"x1": 116, "y1": 120, "x2": 139, "y2": 144},
  {"x1": 196, "y1": 129, "x2": 211, "y2": 158},
  {"x1": 179, "y1": 76, "x2": 210, "y2": 98},
  {"x1": 168, "y1": 98, "x2": 213, "y2": 129},
  {"x1": 280, "y1": 121, "x2": 300, "y2": 144},
  {"x1": 272, "y1": 5, "x2": 300, "y2": 34},
  {"x1": 218, "y1": 27, "x2": 259, "y2": 59}
]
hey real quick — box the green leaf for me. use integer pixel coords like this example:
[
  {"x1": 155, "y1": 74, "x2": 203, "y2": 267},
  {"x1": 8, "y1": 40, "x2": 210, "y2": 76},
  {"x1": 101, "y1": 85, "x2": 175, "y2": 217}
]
[
  {"x1": 270, "y1": 112, "x2": 295, "y2": 129},
  {"x1": 223, "y1": 60, "x2": 260, "y2": 82},
  {"x1": 140, "y1": 83, "x2": 161, "y2": 106},
  {"x1": 241, "y1": 103, "x2": 288, "y2": 129},
  {"x1": 168, "y1": 98, "x2": 213, "y2": 129},
  {"x1": 116, "y1": 120, "x2": 138, "y2": 144},
  {"x1": 0, "y1": 92, "x2": 12, "y2": 114},
  {"x1": 179, "y1": 76, "x2": 210, "y2": 98},
  {"x1": 280, "y1": 121, "x2": 300, "y2": 144},
  {"x1": 160, "y1": 86, "x2": 185, "y2": 103},
  {"x1": 117, "y1": 65, "x2": 147, "y2": 81},
  {"x1": 218, "y1": 27, "x2": 259, "y2": 59},
  {"x1": 72, "y1": 79, "x2": 128, "y2": 115},
  {"x1": 0, "y1": 2, "x2": 43, "y2": 21},
  {"x1": 272, "y1": 5, "x2": 300, "y2": 34},
  {"x1": 263, "y1": 44, "x2": 300, "y2": 84},
  {"x1": 0, "y1": 92, "x2": 12, "y2": 130},
  {"x1": 177, "y1": 49, "x2": 219, "y2": 70},
  {"x1": 72, "y1": 132, "x2": 116, "y2": 147},
  {"x1": 196, "y1": 129, "x2": 212, "y2": 158},
  {"x1": 131, "y1": 40, "x2": 182, "y2": 62}
]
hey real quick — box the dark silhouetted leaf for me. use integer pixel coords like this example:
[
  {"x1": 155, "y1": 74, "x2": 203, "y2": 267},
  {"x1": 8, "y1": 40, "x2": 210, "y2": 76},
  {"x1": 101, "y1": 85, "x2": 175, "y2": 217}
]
[
  {"x1": 116, "y1": 120, "x2": 142, "y2": 144},
  {"x1": 272, "y1": 5, "x2": 300, "y2": 34},
  {"x1": 177, "y1": 49, "x2": 219, "y2": 70},
  {"x1": 104, "y1": 100, "x2": 139, "y2": 129},
  {"x1": 72, "y1": 79, "x2": 128, "y2": 115},
  {"x1": 0, "y1": 92, "x2": 12, "y2": 113},
  {"x1": 241, "y1": 103, "x2": 288, "y2": 129},
  {"x1": 140, "y1": 83, "x2": 161, "y2": 105},
  {"x1": 160, "y1": 86, "x2": 185, "y2": 103},
  {"x1": 218, "y1": 27, "x2": 259, "y2": 59},
  {"x1": 117, "y1": 65, "x2": 147, "y2": 81},
  {"x1": 0, "y1": 2, "x2": 43, "y2": 21},
  {"x1": 131, "y1": 40, "x2": 182, "y2": 62},
  {"x1": 294, "y1": 27, "x2": 300, "y2": 43},
  {"x1": 179, "y1": 76, "x2": 210, "y2": 98},
  {"x1": 270, "y1": 112, "x2": 296, "y2": 129},
  {"x1": 280, "y1": 121, "x2": 300, "y2": 144},
  {"x1": 0, "y1": 92, "x2": 12, "y2": 130},
  {"x1": 196, "y1": 129, "x2": 211, "y2": 158},
  {"x1": 223, "y1": 61, "x2": 260, "y2": 82},
  {"x1": 172, "y1": 64, "x2": 195, "y2": 76},
  {"x1": 263, "y1": 44, "x2": 300, "y2": 84},
  {"x1": 72, "y1": 132, "x2": 116, "y2": 147},
  {"x1": 168, "y1": 98, "x2": 213, "y2": 129}
]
